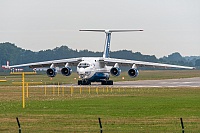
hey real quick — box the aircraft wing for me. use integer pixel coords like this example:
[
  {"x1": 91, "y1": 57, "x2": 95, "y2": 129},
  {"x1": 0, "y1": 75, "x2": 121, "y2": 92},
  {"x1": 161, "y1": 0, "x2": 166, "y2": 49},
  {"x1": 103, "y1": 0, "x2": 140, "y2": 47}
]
[
  {"x1": 2, "y1": 57, "x2": 83, "y2": 69},
  {"x1": 100, "y1": 58, "x2": 195, "y2": 69}
]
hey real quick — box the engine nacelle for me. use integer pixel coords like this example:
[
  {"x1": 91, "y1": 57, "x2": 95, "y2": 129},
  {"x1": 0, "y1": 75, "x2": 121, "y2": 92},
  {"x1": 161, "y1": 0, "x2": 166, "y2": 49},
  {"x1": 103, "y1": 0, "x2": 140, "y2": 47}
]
[
  {"x1": 46, "y1": 68, "x2": 57, "y2": 77},
  {"x1": 110, "y1": 67, "x2": 121, "y2": 76},
  {"x1": 128, "y1": 68, "x2": 139, "y2": 78},
  {"x1": 61, "y1": 67, "x2": 72, "y2": 76}
]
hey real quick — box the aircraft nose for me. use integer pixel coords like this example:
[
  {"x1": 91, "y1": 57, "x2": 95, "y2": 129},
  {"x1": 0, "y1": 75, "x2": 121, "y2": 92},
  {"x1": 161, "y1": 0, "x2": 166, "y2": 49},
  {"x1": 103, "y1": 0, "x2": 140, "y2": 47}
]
[{"x1": 78, "y1": 68, "x2": 85, "y2": 75}]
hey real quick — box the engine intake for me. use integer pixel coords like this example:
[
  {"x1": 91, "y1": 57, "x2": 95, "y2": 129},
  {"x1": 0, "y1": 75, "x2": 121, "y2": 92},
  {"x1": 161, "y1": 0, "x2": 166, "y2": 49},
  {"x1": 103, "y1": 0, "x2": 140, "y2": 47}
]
[
  {"x1": 46, "y1": 68, "x2": 57, "y2": 77},
  {"x1": 128, "y1": 68, "x2": 139, "y2": 78},
  {"x1": 61, "y1": 67, "x2": 72, "y2": 76},
  {"x1": 110, "y1": 67, "x2": 121, "y2": 76}
]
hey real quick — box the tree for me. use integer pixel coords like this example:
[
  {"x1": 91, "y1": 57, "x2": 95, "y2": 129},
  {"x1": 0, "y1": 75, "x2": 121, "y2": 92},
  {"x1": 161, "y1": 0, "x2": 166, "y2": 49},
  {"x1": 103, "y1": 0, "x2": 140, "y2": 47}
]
[
  {"x1": 0, "y1": 42, "x2": 197, "y2": 72},
  {"x1": 195, "y1": 59, "x2": 200, "y2": 66}
]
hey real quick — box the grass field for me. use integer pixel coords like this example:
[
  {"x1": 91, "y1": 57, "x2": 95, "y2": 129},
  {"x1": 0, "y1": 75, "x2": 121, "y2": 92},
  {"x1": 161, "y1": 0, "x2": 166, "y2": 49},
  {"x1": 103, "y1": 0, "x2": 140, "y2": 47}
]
[
  {"x1": 0, "y1": 70, "x2": 200, "y2": 132},
  {"x1": 0, "y1": 86, "x2": 200, "y2": 132}
]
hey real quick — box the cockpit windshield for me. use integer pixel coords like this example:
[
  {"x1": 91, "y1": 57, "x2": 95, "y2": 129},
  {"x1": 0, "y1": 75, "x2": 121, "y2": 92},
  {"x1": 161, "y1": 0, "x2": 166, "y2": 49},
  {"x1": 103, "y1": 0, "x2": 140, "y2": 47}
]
[{"x1": 78, "y1": 63, "x2": 90, "y2": 68}]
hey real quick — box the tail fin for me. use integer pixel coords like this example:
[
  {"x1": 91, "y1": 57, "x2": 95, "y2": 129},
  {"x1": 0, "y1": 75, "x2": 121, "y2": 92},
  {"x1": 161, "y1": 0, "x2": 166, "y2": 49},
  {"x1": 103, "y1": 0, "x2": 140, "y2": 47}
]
[
  {"x1": 79, "y1": 29, "x2": 143, "y2": 58},
  {"x1": 2, "y1": 61, "x2": 10, "y2": 69}
]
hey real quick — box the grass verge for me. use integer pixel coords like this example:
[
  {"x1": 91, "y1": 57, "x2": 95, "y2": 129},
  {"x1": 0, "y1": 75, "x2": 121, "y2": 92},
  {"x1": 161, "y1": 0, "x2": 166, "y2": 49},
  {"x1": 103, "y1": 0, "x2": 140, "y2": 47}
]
[{"x1": 0, "y1": 86, "x2": 200, "y2": 132}]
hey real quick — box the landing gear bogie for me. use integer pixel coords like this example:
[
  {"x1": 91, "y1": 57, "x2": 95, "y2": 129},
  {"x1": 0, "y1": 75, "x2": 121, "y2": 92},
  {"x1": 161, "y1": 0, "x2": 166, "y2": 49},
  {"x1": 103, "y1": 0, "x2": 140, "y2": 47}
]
[
  {"x1": 101, "y1": 80, "x2": 113, "y2": 85},
  {"x1": 78, "y1": 80, "x2": 91, "y2": 85}
]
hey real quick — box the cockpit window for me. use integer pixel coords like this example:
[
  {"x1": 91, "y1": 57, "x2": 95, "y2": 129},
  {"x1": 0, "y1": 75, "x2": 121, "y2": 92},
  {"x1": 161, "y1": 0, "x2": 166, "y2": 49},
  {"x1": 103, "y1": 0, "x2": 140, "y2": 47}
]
[{"x1": 78, "y1": 63, "x2": 90, "y2": 68}]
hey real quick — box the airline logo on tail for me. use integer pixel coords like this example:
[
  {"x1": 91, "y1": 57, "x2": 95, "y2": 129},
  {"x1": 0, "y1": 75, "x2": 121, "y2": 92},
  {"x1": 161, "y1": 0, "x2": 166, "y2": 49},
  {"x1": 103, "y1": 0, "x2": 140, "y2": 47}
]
[{"x1": 103, "y1": 31, "x2": 111, "y2": 58}]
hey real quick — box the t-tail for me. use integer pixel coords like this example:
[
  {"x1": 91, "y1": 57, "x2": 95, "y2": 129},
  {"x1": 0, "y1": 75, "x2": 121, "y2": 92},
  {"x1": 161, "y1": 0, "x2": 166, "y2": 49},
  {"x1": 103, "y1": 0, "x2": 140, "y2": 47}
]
[{"x1": 80, "y1": 29, "x2": 143, "y2": 58}]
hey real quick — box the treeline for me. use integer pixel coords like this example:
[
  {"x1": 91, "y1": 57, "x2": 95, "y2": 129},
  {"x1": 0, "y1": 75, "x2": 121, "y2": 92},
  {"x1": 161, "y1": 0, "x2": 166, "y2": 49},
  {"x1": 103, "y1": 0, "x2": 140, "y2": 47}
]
[{"x1": 0, "y1": 42, "x2": 200, "y2": 71}]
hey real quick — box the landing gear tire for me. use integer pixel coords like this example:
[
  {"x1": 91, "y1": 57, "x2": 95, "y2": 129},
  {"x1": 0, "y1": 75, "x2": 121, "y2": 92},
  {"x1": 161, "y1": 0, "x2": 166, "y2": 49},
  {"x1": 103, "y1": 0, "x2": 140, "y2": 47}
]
[
  {"x1": 101, "y1": 80, "x2": 113, "y2": 85},
  {"x1": 78, "y1": 80, "x2": 82, "y2": 85},
  {"x1": 78, "y1": 80, "x2": 91, "y2": 85}
]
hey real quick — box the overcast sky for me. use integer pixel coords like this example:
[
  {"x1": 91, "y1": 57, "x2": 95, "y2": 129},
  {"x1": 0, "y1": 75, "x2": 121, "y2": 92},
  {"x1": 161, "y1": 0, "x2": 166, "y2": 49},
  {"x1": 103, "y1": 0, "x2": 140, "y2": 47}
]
[{"x1": 0, "y1": 0, "x2": 199, "y2": 57}]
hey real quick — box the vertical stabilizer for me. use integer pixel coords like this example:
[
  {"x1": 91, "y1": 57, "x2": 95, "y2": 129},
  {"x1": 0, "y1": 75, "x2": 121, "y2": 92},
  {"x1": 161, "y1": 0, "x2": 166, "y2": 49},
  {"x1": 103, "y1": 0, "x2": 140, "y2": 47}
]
[
  {"x1": 103, "y1": 31, "x2": 111, "y2": 58},
  {"x1": 2, "y1": 61, "x2": 10, "y2": 69},
  {"x1": 79, "y1": 29, "x2": 143, "y2": 58}
]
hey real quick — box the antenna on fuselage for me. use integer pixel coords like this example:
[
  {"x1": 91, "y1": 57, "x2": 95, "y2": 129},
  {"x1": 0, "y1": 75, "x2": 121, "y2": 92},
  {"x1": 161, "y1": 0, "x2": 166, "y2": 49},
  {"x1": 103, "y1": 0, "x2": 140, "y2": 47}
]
[{"x1": 79, "y1": 29, "x2": 143, "y2": 58}]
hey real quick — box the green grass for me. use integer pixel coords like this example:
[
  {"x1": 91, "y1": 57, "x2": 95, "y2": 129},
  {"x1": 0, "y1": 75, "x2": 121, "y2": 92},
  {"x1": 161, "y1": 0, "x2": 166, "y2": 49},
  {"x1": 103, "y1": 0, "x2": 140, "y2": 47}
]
[
  {"x1": 0, "y1": 86, "x2": 200, "y2": 132},
  {"x1": 0, "y1": 70, "x2": 200, "y2": 132}
]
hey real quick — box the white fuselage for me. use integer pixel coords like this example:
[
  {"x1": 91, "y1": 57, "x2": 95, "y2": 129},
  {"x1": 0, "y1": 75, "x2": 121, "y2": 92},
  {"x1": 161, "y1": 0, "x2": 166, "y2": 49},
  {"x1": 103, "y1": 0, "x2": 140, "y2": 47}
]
[{"x1": 76, "y1": 57, "x2": 111, "y2": 81}]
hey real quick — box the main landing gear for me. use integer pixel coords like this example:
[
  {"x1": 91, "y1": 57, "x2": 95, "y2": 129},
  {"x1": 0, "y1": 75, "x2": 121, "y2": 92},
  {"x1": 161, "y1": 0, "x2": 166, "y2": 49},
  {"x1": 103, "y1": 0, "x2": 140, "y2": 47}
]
[
  {"x1": 78, "y1": 80, "x2": 91, "y2": 85},
  {"x1": 101, "y1": 80, "x2": 113, "y2": 85},
  {"x1": 77, "y1": 80, "x2": 113, "y2": 85}
]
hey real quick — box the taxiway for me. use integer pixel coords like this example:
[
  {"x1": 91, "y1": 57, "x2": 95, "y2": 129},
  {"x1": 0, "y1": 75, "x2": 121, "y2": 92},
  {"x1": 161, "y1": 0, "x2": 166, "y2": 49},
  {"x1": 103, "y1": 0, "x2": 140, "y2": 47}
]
[
  {"x1": 113, "y1": 77, "x2": 200, "y2": 87},
  {"x1": 69, "y1": 77, "x2": 200, "y2": 87}
]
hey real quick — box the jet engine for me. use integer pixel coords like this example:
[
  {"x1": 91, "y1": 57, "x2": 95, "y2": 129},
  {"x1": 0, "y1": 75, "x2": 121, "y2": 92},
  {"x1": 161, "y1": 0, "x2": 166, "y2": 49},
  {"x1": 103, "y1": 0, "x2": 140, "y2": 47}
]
[
  {"x1": 61, "y1": 67, "x2": 72, "y2": 76},
  {"x1": 110, "y1": 67, "x2": 121, "y2": 76},
  {"x1": 128, "y1": 68, "x2": 139, "y2": 78},
  {"x1": 46, "y1": 68, "x2": 57, "y2": 77}
]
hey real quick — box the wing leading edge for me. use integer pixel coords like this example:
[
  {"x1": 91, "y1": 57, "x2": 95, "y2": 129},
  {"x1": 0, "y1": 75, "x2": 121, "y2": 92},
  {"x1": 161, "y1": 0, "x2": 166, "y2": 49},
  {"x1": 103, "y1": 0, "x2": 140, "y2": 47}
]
[
  {"x1": 101, "y1": 58, "x2": 195, "y2": 69},
  {"x1": 3, "y1": 57, "x2": 195, "y2": 69},
  {"x1": 2, "y1": 57, "x2": 195, "y2": 70},
  {"x1": 3, "y1": 57, "x2": 83, "y2": 69}
]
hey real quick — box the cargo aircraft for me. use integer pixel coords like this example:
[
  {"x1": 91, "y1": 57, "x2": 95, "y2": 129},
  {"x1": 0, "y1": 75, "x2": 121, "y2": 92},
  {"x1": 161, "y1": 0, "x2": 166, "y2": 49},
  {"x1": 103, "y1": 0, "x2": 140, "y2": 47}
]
[{"x1": 2, "y1": 29, "x2": 195, "y2": 85}]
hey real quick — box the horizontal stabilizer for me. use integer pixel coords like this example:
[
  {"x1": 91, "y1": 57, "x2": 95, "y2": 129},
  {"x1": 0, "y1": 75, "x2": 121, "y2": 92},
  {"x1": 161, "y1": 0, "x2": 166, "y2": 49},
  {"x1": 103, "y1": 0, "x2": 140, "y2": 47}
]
[
  {"x1": 80, "y1": 29, "x2": 143, "y2": 33},
  {"x1": 80, "y1": 29, "x2": 143, "y2": 58}
]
